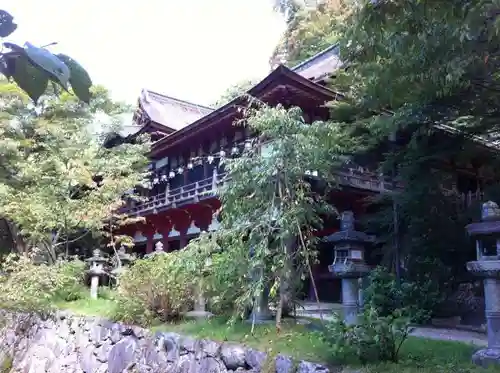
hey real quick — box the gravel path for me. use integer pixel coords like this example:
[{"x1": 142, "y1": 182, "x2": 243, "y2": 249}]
[
  {"x1": 410, "y1": 327, "x2": 487, "y2": 346},
  {"x1": 296, "y1": 305, "x2": 488, "y2": 346}
]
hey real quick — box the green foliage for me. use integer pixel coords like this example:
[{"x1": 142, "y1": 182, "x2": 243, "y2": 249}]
[
  {"x1": 113, "y1": 247, "x2": 207, "y2": 325},
  {"x1": 0, "y1": 253, "x2": 85, "y2": 312},
  {"x1": 202, "y1": 104, "x2": 354, "y2": 325},
  {"x1": 271, "y1": 0, "x2": 351, "y2": 67},
  {"x1": 0, "y1": 353, "x2": 12, "y2": 373},
  {"x1": 0, "y1": 9, "x2": 92, "y2": 103},
  {"x1": 321, "y1": 308, "x2": 412, "y2": 364},
  {"x1": 214, "y1": 79, "x2": 257, "y2": 107},
  {"x1": 364, "y1": 266, "x2": 440, "y2": 324},
  {"x1": 0, "y1": 81, "x2": 150, "y2": 259}
]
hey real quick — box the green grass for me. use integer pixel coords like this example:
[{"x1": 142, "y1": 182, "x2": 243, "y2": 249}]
[
  {"x1": 57, "y1": 297, "x2": 500, "y2": 373},
  {"x1": 154, "y1": 317, "x2": 329, "y2": 363}
]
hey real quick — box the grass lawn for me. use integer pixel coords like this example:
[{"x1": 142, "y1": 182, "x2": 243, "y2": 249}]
[{"x1": 58, "y1": 297, "x2": 500, "y2": 373}]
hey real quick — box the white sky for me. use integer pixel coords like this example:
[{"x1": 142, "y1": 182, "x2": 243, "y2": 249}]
[{"x1": 3, "y1": 0, "x2": 285, "y2": 106}]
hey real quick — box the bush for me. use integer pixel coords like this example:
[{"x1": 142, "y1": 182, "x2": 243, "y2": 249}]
[
  {"x1": 0, "y1": 253, "x2": 85, "y2": 312},
  {"x1": 364, "y1": 266, "x2": 440, "y2": 323},
  {"x1": 320, "y1": 307, "x2": 412, "y2": 364},
  {"x1": 112, "y1": 248, "x2": 204, "y2": 326}
]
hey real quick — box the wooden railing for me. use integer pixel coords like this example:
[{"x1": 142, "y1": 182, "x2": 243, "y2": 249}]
[{"x1": 122, "y1": 168, "x2": 402, "y2": 216}]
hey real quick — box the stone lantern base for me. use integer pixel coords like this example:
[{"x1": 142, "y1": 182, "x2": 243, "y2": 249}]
[{"x1": 472, "y1": 348, "x2": 500, "y2": 368}]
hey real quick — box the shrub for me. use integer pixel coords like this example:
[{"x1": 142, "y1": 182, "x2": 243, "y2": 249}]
[
  {"x1": 0, "y1": 253, "x2": 85, "y2": 312},
  {"x1": 112, "y1": 248, "x2": 204, "y2": 325},
  {"x1": 320, "y1": 307, "x2": 412, "y2": 364},
  {"x1": 364, "y1": 266, "x2": 440, "y2": 323}
]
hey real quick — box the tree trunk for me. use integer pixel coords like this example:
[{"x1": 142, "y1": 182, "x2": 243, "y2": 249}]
[{"x1": 280, "y1": 237, "x2": 296, "y2": 317}]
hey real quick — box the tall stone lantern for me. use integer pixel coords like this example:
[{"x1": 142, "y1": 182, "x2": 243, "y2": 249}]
[
  {"x1": 111, "y1": 246, "x2": 134, "y2": 285},
  {"x1": 466, "y1": 201, "x2": 500, "y2": 367},
  {"x1": 85, "y1": 249, "x2": 109, "y2": 300},
  {"x1": 327, "y1": 211, "x2": 372, "y2": 325}
]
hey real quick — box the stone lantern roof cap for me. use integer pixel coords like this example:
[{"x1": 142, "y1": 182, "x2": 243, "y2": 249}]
[
  {"x1": 85, "y1": 249, "x2": 108, "y2": 263},
  {"x1": 325, "y1": 230, "x2": 374, "y2": 244},
  {"x1": 466, "y1": 221, "x2": 500, "y2": 237},
  {"x1": 466, "y1": 201, "x2": 500, "y2": 236}
]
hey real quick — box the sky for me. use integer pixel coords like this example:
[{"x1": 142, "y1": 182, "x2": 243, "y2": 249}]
[{"x1": 3, "y1": 0, "x2": 285, "y2": 106}]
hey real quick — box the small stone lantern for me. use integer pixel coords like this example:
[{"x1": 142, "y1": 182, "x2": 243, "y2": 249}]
[
  {"x1": 186, "y1": 257, "x2": 214, "y2": 319},
  {"x1": 111, "y1": 246, "x2": 134, "y2": 281},
  {"x1": 85, "y1": 249, "x2": 109, "y2": 300},
  {"x1": 466, "y1": 201, "x2": 500, "y2": 367},
  {"x1": 145, "y1": 241, "x2": 166, "y2": 259},
  {"x1": 326, "y1": 211, "x2": 373, "y2": 325}
]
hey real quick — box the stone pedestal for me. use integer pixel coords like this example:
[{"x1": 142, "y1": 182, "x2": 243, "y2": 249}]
[
  {"x1": 466, "y1": 261, "x2": 500, "y2": 367},
  {"x1": 90, "y1": 275, "x2": 99, "y2": 300},
  {"x1": 342, "y1": 278, "x2": 360, "y2": 325}
]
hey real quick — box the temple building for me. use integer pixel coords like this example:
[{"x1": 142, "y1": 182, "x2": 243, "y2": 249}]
[{"x1": 115, "y1": 43, "x2": 493, "y2": 302}]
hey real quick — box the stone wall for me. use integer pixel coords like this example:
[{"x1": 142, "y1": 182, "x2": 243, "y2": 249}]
[{"x1": 0, "y1": 311, "x2": 329, "y2": 373}]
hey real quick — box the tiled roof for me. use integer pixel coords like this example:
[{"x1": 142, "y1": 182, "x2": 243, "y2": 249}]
[
  {"x1": 138, "y1": 89, "x2": 214, "y2": 131},
  {"x1": 292, "y1": 44, "x2": 342, "y2": 82}
]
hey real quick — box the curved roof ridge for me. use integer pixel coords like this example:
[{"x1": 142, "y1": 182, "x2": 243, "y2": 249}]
[{"x1": 141, "y1": 89, "x2": 214, "y2": 112}]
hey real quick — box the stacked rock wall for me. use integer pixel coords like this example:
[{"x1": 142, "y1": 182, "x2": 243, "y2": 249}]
[{"x1": 0, "y1": 311, "x2": 329, "y2": 373}]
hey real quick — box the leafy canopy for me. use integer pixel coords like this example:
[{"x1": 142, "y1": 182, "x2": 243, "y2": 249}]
[
  {"x1": 190, "y1": 103, "x2": 355, "y2": 325},
  {"x1": 0, "y1": 9, "x2": 92, "y2": 103},
  {"x1": 0, "y1": 81, "x2": 150, "y2": 260},
  {"x1": 271, "y1": 0, "x2": 353, "y2": 67},
  {"x1": 335, "y1": 0, "x2": 500, "y2": 136}
]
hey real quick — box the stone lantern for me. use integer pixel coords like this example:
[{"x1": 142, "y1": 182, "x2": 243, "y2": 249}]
[
  {"x1": 145, "y1": 241, "x2": 166, "y2": 259},
  {"x1": 466, "y1": 201, "x2": 500, "y2": 367},
  {"x1": 111, "y1": 246, "x2": 134, "y2": 281},
  {"x1": 85, "y1": 249, "x2": 109, "y2": 300},
  {"x1": 326, "y1": 211, "x2": 373, "y2": 325},
  {"x1": 185, "y1": 257, "x2": 214, "y2": 319}
]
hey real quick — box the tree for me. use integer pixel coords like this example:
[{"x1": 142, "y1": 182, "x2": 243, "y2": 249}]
[
  {"x1": 0, "y1": 81, "x2": 150, "y2": 262},
  {"x1": 214, "y1": 79, "x2": 257, "y2": 107},
  {"x1": 325, "y1": 0, "x2": 500, "y2": 312},
  {"x1": 335, "y1": 0, "x2": 500, "y2": 134},
  {"x1": 196, "y1": 103, "x2": 355, "y2": 328},
  {"x1": 0, "y1": 9, "x2": 92, "y2": 103},
  {"x1": 270, "y1": 0, "x2": 353, "y2": 67}
]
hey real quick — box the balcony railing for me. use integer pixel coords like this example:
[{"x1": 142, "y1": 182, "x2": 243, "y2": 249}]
[{"x1": 123, "y1": 168, "x2": 401, "y2": 216}]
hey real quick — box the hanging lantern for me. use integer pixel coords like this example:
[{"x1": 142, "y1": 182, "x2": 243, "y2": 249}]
[
  {"x1": 187, "y1": 161, "x2": 194, "y2": 169},
  {"x1": 244, "y1": 140, "x2": 252, "y2": 150},
  {"x1": 169, "y1": 171, "x2": 175, "y2": 179},
  {"x1": 207, "y1": 155, "x2": 215, "y2": 164},
  {"x1": 231, "y1": 146, "x2": 239, "y2": 155},
  {"x1": 161, "y1": 174, "x2": 167, "y2": 181},
  {"x1": 219, "y1": 149, "x2": 226, "y2": 158},
  {"x1": 153, "y1": 177, "x2": 159, "y2": 184},
  {"x1": 177, "y1": 167, "x2": 184, "y2": 174}
]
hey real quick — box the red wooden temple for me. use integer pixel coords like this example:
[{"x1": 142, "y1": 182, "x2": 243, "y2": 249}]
[{"x1": 115, "y1": 44, "x2": 490, "y2": 302}]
